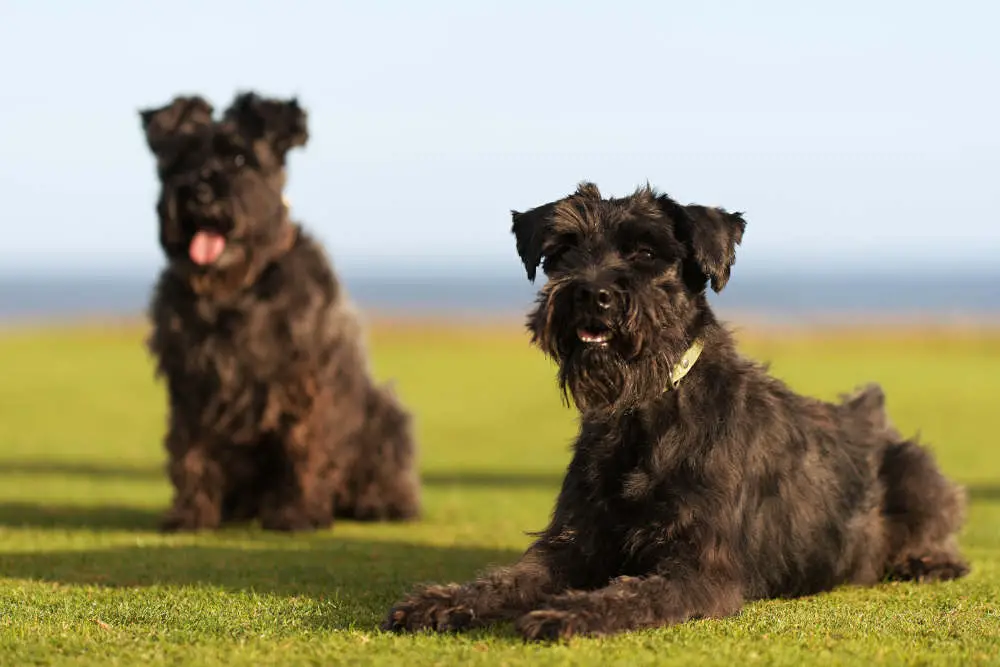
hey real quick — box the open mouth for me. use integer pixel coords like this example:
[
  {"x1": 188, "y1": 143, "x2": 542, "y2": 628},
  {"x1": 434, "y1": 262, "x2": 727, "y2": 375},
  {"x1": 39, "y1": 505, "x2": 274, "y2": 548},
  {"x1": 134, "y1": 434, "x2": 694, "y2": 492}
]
[
  {"x1": 188, "y1": 229, "x2": 227, "y2": 266},
  {"x1": 577, "y1": 324, "x2": 614, "y2": 345}
]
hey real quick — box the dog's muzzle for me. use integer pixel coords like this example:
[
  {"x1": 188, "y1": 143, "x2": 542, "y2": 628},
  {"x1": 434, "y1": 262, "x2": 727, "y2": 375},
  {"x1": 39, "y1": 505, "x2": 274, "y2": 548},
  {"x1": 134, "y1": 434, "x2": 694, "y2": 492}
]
[
  {"x1": 570, "y1": 282, "x2": 621, "y2": 345},
  {"x1": 574, "y1": 282, "x2": 617, "y2": 312}
]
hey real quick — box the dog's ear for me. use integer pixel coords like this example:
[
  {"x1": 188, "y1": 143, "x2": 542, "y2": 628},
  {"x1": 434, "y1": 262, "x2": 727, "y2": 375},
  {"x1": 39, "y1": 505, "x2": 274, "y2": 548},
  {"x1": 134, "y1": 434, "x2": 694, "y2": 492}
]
[
  {"x1": 139, "y1": 96, "x2": 214, "y2": 157},
  {"x1": 511, "y1": 203, "x2": 556, "y2": 283},
  {"x1": 224, "y1": 92, "x2": 308, "y2": 160},
  {"x1": 661, "y1": 196, "x2": 746, "y2": 292},
  {"x1": 511, "y1": 182, "x2": 600, "y2": 282}
]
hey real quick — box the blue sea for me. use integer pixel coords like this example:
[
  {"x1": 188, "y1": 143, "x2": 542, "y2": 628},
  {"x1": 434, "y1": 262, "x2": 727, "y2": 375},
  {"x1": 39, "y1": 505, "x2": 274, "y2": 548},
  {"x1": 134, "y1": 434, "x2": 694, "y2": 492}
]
[{"x1": 1, "y1": 264, "x2": 998, "y2": 325}]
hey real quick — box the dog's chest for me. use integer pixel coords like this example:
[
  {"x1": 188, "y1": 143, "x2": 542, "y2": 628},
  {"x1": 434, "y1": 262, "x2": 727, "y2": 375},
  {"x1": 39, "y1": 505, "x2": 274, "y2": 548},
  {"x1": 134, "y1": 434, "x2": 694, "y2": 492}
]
[
  {"x1": 156, "y1": 299, "x2": 291, "y2": 424},
  {"x1": 179, "y1": 303, "x2": 287, "y2": 376},
  {"x1": 567, "y1": 416, "x2": 685, "y2": 574},
  {"x1": 577, "y1": 415, "x2": 659, "y2": 503}
]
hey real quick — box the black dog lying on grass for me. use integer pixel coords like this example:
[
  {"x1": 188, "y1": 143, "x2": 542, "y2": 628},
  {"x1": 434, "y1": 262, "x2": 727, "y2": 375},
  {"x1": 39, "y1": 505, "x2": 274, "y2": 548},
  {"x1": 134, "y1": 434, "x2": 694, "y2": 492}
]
[
  {"x1": 383, "y1": 182, "x2": 968, "y2": 640},
  {"x1": 140, "y1": 92, "x2": 420, "y2": 533}
]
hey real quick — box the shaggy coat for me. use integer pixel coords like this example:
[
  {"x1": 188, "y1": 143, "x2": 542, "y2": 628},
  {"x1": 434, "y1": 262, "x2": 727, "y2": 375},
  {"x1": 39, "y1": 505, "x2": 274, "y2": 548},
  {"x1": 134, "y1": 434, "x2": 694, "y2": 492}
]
[
  {"x1": 383, "y1": 182, "x2": 967, "y2": 640},
  {"x1": 141, "y1": 92, "x2": 420, "y2": 532}
]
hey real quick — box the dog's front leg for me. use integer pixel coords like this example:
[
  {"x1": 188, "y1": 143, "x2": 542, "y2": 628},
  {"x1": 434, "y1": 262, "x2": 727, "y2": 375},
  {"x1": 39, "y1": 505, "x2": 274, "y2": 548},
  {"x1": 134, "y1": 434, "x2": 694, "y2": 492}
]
[
  {"x1": 382, "y1": 546, "x2": 565, "y2": 633},
  {"x1": 258, "y1": 419, "x2": 335, "y2": 532},
  {"x1": 160, "y1": 433, "x2": 224, "y2": 532},
  {"x1": 516, "y1": 573, "x2": 744, "y2": 641}
]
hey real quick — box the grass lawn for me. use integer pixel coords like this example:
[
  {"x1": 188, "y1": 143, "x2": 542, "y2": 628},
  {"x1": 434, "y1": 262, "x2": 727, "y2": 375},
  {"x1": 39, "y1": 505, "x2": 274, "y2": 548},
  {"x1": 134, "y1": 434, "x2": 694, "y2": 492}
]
[{"x1": 0, "y1": 320, "x2": 998, "y2": 666}]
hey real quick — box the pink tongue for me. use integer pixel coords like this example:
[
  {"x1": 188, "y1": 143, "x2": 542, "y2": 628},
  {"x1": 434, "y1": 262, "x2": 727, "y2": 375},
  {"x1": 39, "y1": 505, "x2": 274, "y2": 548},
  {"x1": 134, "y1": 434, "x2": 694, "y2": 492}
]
[{"x1": 189, "y1": 231, "x2": 226, "y2": 265}]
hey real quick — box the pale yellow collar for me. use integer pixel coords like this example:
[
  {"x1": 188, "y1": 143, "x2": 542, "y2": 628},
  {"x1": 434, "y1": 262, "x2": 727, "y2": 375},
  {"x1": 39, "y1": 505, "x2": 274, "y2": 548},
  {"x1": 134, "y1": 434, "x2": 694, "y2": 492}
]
[{"x1": 666, "y1": 337, "x2": 705, "y2": 391}]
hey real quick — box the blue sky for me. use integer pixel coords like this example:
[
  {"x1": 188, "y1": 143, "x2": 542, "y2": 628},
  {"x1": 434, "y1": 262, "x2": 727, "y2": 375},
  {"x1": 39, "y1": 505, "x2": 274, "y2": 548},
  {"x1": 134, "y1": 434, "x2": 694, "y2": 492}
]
[{"x1": 1, "y1": 0, "x2": 997, "y2": 276}]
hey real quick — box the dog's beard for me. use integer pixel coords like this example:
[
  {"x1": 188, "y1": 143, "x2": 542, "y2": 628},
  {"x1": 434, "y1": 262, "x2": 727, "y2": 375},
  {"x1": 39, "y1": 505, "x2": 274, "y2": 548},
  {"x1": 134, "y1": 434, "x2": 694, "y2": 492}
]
[
  {"x1": 557, "y1": 339, "x2": 676, "y2": 414},
  {"x1": 528, "y1": 286, "x2": 677, "y2": 414}
]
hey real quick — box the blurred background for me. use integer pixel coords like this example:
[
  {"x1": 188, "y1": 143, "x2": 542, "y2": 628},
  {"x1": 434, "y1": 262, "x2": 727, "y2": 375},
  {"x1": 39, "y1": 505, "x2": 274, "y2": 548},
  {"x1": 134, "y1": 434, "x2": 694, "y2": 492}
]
[{"x1": 1, "y1": 0, "x2": 997, "y2": 324}]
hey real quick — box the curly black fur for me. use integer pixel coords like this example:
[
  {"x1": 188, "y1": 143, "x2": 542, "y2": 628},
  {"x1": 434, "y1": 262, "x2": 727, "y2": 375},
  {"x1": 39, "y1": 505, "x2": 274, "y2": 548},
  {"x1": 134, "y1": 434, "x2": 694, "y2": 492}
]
[
  {"x1": 382, "y1": 182, "x2": 968, "y2": 640},
  {"x1": 140, "y1": 92, "x2": 420, "y2": 532}
]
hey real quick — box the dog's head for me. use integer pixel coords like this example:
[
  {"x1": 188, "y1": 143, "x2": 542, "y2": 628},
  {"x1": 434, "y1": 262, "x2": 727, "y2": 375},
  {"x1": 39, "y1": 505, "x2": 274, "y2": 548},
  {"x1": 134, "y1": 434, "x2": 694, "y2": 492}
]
[
  {"x1": 139, "y1": 92, "x2": 308, "y2": 286},
  {"x1": 511, "y1": 182, "x2": 745, "y2": 412}
]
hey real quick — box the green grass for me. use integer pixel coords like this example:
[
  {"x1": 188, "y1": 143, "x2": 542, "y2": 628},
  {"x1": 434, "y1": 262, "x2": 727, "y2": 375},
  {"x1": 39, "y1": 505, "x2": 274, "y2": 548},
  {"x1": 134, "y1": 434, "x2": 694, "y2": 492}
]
[{"x1": 1, "y1": 321, "x2": 998, "y2": 666}]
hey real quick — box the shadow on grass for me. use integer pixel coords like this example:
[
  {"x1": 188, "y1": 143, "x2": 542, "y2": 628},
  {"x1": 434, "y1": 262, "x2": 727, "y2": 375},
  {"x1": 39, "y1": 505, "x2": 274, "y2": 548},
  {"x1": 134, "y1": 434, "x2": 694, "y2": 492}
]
[
  {"x1": 0, "y1": 537, "x2": 520, "y2": 631},
  {"x1": 8, "y1": 457, "x2": 995, "y2": 499},
  {"x1": 422, "y1": 470, "x2": 563, "y2": 489},
  {"x1": 0, "y1": 503, "x2": 161, "y2": 531},
  {"x1": 0, "y1": 459, "x2": 163, "y2": 481},
  {"x1": 0, "y1": 470, "x2": 560, "y2": 534},
  {"x1": 968, "y1": 485, "x2": 1000, "y2": 502},
  {"x1": 1, "y1": 458, "x2": 565, "y2": 489}
]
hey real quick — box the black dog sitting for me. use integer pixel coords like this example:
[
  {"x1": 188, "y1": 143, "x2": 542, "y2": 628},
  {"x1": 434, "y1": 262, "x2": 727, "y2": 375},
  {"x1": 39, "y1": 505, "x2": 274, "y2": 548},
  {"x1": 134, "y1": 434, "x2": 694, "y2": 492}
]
[
  {"x1": 140, "y1": 92, "x2": 421, "y2": 532},
  {"x1": 383, "y1": 182, "x2": 968, "y2": 640}
]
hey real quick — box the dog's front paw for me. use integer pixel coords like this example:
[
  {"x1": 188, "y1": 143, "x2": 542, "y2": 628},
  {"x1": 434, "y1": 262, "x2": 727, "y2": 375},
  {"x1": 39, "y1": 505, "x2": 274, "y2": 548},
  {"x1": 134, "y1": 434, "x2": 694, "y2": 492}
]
[
  {"x1": 381, "y1": 585, "x2": 475, "y2": 633},
  {"x1": 159, "y1": 508, "x2": 218, "y2": 533},
  {"x1": 259, "y1": 505, "x2": 332, "y2": 533},
  {"x1": 160, "y1": 514, "x2": 195, "y2": 533},
  {"x1": 516, "y1": 609, "x2": 592, "y2": 642}
]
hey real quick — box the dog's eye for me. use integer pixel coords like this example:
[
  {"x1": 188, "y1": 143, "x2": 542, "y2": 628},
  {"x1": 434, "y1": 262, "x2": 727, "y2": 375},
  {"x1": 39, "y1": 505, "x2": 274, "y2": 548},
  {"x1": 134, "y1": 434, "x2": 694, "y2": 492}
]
[
  {"x1": 233, "y1": 154, "x2": 246, "y2": 167},
  {"x1": 630, "y1": 247, "x2": 655, "y2": 262},
  {"x1": 542, "y1": 251, "x2": 566, "y2": 273}
]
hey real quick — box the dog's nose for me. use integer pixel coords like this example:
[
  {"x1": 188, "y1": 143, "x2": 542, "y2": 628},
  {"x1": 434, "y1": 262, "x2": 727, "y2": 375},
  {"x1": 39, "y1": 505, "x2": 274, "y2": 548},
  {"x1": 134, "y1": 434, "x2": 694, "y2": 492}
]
[
  {"x1": 575, "y1": 284, "x2": 616, "y2": 311},
  {"x1": 195, "y1": 183, "x2": 214, "y2": 203}
]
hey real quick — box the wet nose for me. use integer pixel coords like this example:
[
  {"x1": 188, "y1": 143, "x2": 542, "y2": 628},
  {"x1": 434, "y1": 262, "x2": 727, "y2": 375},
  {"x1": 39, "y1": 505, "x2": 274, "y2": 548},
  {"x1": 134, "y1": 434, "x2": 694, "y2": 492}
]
[{"x1": 575, "y1": 284, "x2": 615, "y2": 311}]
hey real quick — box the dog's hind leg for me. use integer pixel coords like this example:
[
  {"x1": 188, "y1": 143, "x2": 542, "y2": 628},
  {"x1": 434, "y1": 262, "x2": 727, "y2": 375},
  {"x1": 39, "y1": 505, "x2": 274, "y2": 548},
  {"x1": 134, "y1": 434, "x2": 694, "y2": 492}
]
[
  {"x1": 879, "y1": 440, "x2": 970, "y2": 582},
  {"x1": 515, "y1": 572, "x2": 744, "y2": 641}
]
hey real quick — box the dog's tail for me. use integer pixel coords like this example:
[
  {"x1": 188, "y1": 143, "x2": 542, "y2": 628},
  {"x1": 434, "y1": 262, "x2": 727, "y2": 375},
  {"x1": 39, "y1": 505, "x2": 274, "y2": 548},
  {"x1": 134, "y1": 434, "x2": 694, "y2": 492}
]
[{"x1": 838, "y1": 382, "x2": 900, "y2": 439}]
